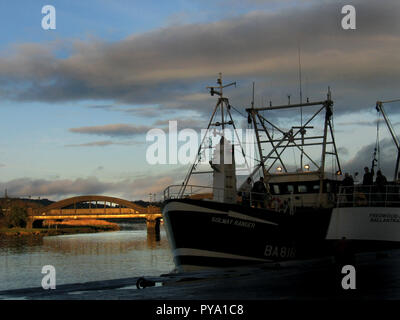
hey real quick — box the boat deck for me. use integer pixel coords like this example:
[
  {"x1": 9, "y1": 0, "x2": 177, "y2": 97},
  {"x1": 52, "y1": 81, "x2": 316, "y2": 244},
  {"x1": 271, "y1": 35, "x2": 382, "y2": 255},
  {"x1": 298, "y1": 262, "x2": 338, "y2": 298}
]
[{"x1": 337, "y1": 184, "x2": 400, "y2": 207}]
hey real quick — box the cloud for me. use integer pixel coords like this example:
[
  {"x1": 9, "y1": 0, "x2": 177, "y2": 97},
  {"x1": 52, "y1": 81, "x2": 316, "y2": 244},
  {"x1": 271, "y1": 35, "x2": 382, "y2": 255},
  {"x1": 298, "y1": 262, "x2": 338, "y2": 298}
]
[
  {"x1": 1, "y1": 177, "x2": 110, "y2": 199},
  {"x1": 119, "y1": 107, "x2": 165, "y2": 118},
  {"x1": 65, "y1": 140, "x2": 143, "y2": 147},
  {"x1": 0, "y1": 174, "x2": 179, "y2": 201},
  {"x1": 338, "y1": 119, "x2": 379, "y2": 127},
  {"x1": 342, "y1": 138, "x2": 398, "y2": 180},
  {"x1": 154, "y1": 118, "x2": 209, "y2": 131},
  {"x1": 67, "y1": 119, "x2": 209, "y2": 139},
  {"x1": 87, "y1": 104, "x2": 115, "y2": 111},
  {"x1": 69, "y1": 124, "x2": 156, "y2": 137},
  {"x1": 337, "y1": 146, "x2": 349, "y2": 156},
  {"x1": 65, "y1": 140, "x2": 115, "y2": 147},
  {"x1": 337, "y1": 118, "x2": 400, "y2": 128},
  {"x1": 88, "y1": 104, "x2": 164, "y2": 118},
  {"x1": 0, "y1": 0, "x2": 399, "y2": 116}
]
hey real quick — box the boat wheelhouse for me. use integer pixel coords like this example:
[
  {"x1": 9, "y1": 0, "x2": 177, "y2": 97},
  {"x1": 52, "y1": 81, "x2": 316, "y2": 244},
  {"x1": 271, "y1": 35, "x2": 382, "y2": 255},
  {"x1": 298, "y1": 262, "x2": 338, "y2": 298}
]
[{"x1": 266, "y1": 171, "x2": 340, "y2": 210}]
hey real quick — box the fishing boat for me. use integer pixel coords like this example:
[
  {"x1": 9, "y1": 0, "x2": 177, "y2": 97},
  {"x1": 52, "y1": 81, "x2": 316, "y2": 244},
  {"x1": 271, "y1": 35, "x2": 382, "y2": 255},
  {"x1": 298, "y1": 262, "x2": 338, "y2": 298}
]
[
  {"x1": 163, "y1": 74, "x2": 346, "y2": 272},
  {"x1": 326, "y1": 99, "x2": 400, "y2": 256}
]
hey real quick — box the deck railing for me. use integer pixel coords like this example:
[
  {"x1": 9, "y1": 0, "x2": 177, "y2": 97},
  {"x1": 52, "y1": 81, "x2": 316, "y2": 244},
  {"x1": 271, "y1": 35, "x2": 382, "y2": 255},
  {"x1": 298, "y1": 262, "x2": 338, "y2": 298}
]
[
  {"x1": 163, "y1": 184, "x2": 267, "y2": 202},
  {"x1": 337, "y1": 184, "x2": 400, "y2": 207},
  {"x1": 163, "y1": 185, "x2": 219, "y2": 200},
  {"x1": 163, "y1": 184, "x2": 293, "y2": 212}
]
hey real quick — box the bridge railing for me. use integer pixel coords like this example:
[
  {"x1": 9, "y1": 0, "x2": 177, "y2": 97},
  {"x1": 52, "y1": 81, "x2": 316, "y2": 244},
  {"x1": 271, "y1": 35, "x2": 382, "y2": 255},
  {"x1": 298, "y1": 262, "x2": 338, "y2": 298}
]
[
  {"x1": 337, "y1": 184, "x2": 400, "y2": 208},
  {"x1": 45, "y1": 208, "x2": 140, "y2": 215},
  {"x1": 30, "y1": 204, "x2": 161, "y2": 216}
]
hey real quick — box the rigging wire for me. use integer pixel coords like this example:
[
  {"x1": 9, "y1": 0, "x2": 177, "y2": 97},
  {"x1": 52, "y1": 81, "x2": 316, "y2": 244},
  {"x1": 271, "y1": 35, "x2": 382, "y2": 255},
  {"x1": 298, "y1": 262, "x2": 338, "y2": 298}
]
[
  {"x1": 230, "y1": 104, "x2": 247, "y2": 119},
  {"x1": 331, "y1": 112, "x2": 335, "y2": 176}
]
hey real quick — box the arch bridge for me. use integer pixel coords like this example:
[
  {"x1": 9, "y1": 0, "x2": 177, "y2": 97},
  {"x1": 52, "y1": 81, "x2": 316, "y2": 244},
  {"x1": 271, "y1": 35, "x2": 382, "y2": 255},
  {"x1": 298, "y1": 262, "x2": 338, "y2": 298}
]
[{"x1": 27, "y1": 195, "x2": 162, "y2": 230}]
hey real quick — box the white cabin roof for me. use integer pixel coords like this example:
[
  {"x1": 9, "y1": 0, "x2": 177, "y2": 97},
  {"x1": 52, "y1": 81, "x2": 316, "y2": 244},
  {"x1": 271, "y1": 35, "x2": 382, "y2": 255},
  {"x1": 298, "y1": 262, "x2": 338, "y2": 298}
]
[{"x1": 265, "y1": 171, "x2": 341, "y2": 183}]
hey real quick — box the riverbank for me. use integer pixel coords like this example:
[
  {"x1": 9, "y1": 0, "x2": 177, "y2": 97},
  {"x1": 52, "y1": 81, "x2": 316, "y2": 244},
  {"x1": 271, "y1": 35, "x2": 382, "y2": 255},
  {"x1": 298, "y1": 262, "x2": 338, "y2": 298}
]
[{"x1": 0, "y1": 219, "x2": 120, "y2": 238}]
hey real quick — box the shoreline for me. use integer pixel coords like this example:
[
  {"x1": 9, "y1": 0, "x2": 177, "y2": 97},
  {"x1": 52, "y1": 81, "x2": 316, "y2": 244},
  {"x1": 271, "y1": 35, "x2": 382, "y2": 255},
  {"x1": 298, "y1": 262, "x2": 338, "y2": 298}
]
[{"x1": 0, "y1": 219, "x2": 120, "y2": 238}]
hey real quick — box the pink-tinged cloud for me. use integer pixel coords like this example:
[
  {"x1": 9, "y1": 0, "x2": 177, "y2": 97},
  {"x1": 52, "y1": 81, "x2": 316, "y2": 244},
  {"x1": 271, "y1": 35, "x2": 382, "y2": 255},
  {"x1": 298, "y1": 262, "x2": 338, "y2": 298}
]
[
  {"x1": 0, "y1": 175, "x2": 176, "y2": 201},
  {"x1": 69, "y1": 124, "x2": 154, "y2": 137}
]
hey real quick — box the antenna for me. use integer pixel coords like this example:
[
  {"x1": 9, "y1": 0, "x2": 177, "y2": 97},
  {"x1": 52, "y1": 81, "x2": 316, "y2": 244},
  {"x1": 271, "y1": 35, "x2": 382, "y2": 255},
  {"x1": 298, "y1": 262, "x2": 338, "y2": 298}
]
[
  {"x1": 251, "y1": 82, "x2": 255, "y2": 109},
  {"x1": 298, "y1": 45, "x2": 303, "y2": 105},
  {"x1": 298, "y1": 45, "x2": 304, "y2": 170}
]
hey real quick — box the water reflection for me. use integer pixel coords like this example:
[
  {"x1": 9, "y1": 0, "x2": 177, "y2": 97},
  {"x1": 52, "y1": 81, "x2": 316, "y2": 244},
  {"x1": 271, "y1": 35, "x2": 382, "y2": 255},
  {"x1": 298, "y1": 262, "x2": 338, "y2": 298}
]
[
  {"x1": 0, "y1": 237, "x2": 44, "y2": 255},
  {"x1": 42, "y1": 230, "x2": 167, "y2": 255},
  {"x1": 147, "y1": 231, "x2": 160, "y2": 249},
  {"x1": 0, "y1": 224, "x2": 174, "y2": 291}
]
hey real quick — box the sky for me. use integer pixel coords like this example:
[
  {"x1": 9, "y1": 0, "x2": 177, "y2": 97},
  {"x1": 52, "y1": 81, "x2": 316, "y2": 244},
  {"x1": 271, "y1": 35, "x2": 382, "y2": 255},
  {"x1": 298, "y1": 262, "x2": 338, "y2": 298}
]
[{"x1": 1, "y1": 0, "x2": 400, "y2": 201}]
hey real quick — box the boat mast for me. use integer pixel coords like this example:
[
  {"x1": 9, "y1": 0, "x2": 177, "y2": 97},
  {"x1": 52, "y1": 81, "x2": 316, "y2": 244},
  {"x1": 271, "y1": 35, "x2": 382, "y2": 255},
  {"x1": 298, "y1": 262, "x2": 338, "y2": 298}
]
[
  {"x1": 249, "y1": 82, "x2": 268, "y2": 179},
  {"x1": 318, "y1": 88, "x2": 332, "y2": 203},
  {"x1": 178, "y1": 74, "x2": 245, "y2": 198}
]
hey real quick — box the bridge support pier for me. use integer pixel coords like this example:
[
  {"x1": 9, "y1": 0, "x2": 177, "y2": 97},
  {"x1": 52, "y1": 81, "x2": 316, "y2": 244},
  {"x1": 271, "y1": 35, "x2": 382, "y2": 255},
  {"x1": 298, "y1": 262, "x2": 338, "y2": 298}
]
[{"x1": 26, "y1": 218, "x2": 34, "y2": 229}]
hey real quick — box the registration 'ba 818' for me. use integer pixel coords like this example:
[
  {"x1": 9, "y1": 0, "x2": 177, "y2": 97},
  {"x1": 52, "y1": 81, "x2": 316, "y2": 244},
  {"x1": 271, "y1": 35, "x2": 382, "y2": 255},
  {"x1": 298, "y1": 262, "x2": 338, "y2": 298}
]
[{"x1": 264, "y1": 245, "x2": 296, "y2": 258}]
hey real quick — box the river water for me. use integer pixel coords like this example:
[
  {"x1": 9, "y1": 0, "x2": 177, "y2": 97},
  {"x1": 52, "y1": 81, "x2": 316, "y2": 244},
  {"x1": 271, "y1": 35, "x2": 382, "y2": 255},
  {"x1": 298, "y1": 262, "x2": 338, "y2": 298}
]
[{"x1": 0, "y1": 223, "x2": 175, "y2": 291}]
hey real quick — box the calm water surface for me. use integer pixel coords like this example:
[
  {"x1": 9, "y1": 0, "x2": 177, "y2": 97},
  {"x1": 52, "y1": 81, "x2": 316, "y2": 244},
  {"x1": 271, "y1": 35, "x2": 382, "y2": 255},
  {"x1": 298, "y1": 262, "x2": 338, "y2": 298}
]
[{"x1": 0, "y1": 223, "x2": 175, "y2": 291}]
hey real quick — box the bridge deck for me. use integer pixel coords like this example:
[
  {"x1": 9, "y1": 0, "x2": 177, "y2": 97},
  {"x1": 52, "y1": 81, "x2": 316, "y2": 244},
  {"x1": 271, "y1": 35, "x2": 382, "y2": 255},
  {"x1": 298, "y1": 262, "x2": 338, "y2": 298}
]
[
  {"x1": 38, "y1": 208, "x2": 145, "y2": 215},
  {"x1": 30, "y1": 212, "x2": 162, "y2": 220}
]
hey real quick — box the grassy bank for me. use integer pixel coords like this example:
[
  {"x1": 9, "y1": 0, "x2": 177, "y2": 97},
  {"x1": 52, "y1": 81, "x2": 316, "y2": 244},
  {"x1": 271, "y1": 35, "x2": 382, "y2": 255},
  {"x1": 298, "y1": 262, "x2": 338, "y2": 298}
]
[{"x1": 0, "y1": 219, "x2": 120, "y2": 238}]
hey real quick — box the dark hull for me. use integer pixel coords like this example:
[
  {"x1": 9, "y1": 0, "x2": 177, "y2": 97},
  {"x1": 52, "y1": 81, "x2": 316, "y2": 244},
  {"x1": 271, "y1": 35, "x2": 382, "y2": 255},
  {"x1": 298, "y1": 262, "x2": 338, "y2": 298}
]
[{"x1": 163, "y1": 199, "x2": 335, "y2": 271}]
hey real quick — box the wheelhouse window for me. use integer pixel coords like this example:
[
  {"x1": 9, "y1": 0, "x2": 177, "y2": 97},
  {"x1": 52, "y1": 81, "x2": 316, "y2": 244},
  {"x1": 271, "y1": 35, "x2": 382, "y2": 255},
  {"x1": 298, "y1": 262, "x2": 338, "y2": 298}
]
[
  {"x1": 298, "y1": 185, "x2": 308, "y2": 193},
  {"x1": 326, "y1": 182, "x2": 332, "y2": 193},
  {"x1": 268, "y1": 181, "x2": 334, "y2": 195},
  {"x1": 272, "y1": 185, "x2": 280, "y2": 194}
]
